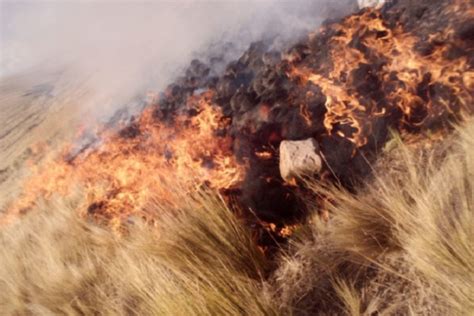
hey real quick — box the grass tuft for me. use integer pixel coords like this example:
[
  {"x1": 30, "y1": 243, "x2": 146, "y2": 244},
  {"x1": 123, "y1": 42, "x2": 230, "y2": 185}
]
[
  {"x1": 273, "y1": 122, "x2": 474, "y2": 315},
  {"x1": 0, "y1": 191, "x2": 276, "y2": 315}
]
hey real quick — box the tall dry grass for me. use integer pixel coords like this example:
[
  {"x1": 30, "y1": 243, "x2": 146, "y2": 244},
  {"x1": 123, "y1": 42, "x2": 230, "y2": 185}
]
[
  {"x1": 0, "y1": 191, "x2": 276, "y2": 315},
  {"x1": 273, "y1": 122, "x2": 474, "y2": 315},
  {"x1": 1, "y1": 121, "x2": 472, "y2": 315}
]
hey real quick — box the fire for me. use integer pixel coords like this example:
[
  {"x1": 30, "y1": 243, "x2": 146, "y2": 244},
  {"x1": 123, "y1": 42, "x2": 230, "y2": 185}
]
[
  {"x1": 4, "y1": 91, "x2": 245, "y2": 230},
  {"x1": 2, "y1": 1, "x2": 472, "y2": 240},
  {"x1": 255, "y1": 150, "x2": 273, "y2": 160},
  {"x1": 288, "y1": 6, "x2": 473, "y2": 147}
]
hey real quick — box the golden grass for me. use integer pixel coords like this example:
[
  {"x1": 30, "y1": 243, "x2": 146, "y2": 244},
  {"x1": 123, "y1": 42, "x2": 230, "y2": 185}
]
[
  {"x1": 273, "y1": 122, "x2": 474, "y2": 315},
  {"x1": 0, "y1": 191, "x2": 277, "y2": 315},
  {"x1": 0, "y1": 118, "x2": 472, "y2": 315}
]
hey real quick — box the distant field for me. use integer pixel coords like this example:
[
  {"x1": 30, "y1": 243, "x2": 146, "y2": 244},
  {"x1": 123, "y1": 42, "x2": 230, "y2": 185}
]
[{"x1": 0, "y1": 69, "x2": 93, "y2": 208}]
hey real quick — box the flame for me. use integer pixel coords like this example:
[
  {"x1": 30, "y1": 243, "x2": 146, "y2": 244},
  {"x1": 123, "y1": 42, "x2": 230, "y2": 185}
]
[
  {"x1": 4, "y1": 91, "x2": 245, "y2": 230},
  {"x1": 259, "y1": 221, "x2": 297, "y2": 239},
  {"x1": 255, "y1": 150, "x2": 273, "y2": 160},
  {"x1": 289, "y1": 6, "x2": 473, "y2": 147},
  {"x1": 3, "y1": 1, "x2": 472, "y2": 236}
]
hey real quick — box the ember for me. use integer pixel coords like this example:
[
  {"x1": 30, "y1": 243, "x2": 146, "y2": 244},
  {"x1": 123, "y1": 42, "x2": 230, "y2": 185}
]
[{"x1": 3, "y1": 0, "x2": 473, "y2": 239}]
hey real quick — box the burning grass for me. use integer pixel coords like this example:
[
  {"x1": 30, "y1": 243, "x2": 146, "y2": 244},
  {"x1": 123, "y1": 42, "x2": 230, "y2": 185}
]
[
  {"x1": 5, "y1": 0, "x2": 473, "y2": 230},
  {"x1": 1, "y1": 120, "x2": 473, "y2": 315},
  {"x1": 1, "y1": 1, "x2": 473, "y2": 313},
  {"x1": 2, "y1": 91, "x2": 245, "y2": 230}
]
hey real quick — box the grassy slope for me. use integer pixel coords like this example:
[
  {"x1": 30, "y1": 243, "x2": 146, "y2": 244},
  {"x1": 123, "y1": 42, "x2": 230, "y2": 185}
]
[
  {"x1": 0, "y1": 70, "x2": 93, "y2": 208},
  {"x1": 0, "y1": 73, "x2": 472, "y2": 314}
]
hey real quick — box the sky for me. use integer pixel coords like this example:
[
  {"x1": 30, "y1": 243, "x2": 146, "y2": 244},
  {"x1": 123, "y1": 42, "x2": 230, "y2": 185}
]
[{"x1": 0, "y1": 0, "x2": 356, "y2": 118}]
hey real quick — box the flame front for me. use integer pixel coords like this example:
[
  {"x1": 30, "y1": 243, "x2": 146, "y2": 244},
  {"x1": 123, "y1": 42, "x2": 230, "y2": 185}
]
[
  {"x1": 4, "y1": 91, "x2": 245, "y2": 229},
  {"x1": 289, "y1": 4, "x2": 473, "y2": 147},
  {"x1": 3, "y1": 1, "x2": 473, "y2": 234}
]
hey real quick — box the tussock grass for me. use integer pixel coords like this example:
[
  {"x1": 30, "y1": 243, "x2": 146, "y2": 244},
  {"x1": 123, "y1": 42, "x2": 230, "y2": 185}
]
[
  {"x1": 273, "y1": 122, "x2": 474, "y2": 315},
  {"x1": 0, "y1": 191, "x2": 276, "y2": 315},
  {"x1": 1, "y1": 122, "x2": 473, "y2": 315}
]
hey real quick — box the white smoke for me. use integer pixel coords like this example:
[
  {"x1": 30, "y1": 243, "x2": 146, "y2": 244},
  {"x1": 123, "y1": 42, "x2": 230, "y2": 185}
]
[
  {"x1": 0, "y1": 0, "x2": 356, "y2": 119},
  {"x1": 358, "y1": 0, "x2": 386, "y2": 9}
]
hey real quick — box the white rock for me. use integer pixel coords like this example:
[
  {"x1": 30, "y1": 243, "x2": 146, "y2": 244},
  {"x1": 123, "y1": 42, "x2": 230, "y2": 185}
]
[
  {"x1": 279, "y1": 138, "x2": 322, "y2": 182},
  {"x1": 358, "y1": 0, "x2": 386, "y2": 9}
]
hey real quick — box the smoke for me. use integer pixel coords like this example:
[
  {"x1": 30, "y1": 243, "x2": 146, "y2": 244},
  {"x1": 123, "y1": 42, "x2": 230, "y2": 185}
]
[{"x1": 0, "y1": 0, "x2": 356, "y2": 120}]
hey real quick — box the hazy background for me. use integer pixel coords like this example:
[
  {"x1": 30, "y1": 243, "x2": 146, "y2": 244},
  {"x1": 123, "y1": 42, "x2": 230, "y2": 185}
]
[{"x1": 0, "y1": 0, "x2": 356, "y2": 116}]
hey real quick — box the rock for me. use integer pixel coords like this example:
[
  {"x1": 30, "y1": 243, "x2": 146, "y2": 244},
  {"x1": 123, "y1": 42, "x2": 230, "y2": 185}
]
[{"x1": 279, "y1": 138, "x2": 322, "y2": 182}]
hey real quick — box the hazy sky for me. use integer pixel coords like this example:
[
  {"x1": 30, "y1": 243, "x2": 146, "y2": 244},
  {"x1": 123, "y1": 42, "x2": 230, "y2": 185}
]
[
  {"x1": 0, "y1": 0, "x2": 355, "y2": 119},
  {"x1": 0, "y1": 1, "x2": 356, "y2": 76}
]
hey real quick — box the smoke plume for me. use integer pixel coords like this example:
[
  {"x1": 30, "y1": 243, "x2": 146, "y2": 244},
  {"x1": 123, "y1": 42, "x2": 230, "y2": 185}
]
[{"x1": 0, "y1": 0, "x2": 356, "y2": 119}]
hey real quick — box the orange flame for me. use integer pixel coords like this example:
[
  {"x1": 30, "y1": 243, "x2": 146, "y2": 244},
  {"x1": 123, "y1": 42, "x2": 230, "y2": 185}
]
[
  {"x1": 289, "y1": 7, "x2": 473, "y2": 147},
  {"x1": 4, "y1": 91, "x2": 245, "y2": 230},
  {"x1": 3, "y1": 2, "x2": 472, "y2": 234}
]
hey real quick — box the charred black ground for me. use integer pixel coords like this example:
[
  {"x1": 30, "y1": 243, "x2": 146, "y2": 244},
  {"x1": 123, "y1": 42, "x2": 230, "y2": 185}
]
[{"x1": 135, "y1": 0, "x2": 472, "y2": 236}]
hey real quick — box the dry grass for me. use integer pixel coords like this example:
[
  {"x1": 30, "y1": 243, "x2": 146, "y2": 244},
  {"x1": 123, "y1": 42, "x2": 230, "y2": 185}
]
[
  {"x1": 0, "y1": 115, "x2": 472, "y2": 315},
  {"x1": 0, "y1": 70, "x2": 95, "y2": 209},
  {"x1": 0, "y1": 190, "x2": 277, "y2": 315},
  {"x1": 273, "y1": 122, "x2": 474, "y2": 315}
]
